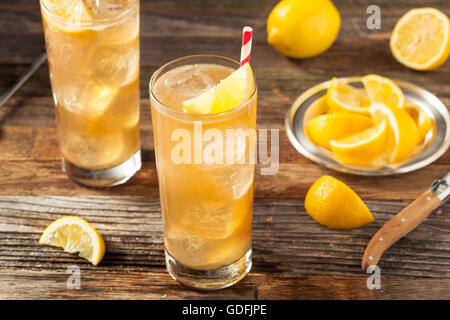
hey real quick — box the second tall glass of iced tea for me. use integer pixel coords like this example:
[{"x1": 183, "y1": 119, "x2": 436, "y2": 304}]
[
  {"x1": 150, "y1": 55, "x2": 257, "y2": 289},
  {"x1": 40, "y1": 0, "x2": 141, "y2": 186}
]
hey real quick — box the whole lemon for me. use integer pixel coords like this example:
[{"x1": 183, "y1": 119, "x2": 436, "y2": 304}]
[{"x1": 267, "y1": 0, "x2": 341, "y2": 59}]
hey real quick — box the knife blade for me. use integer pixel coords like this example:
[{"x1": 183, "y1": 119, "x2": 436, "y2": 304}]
[{"x1": 362, "y1": 171, "x2": 450, "y2": 271}]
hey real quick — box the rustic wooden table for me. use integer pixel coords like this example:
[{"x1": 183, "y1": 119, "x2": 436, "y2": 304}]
[{"x1": 0, "y1": 0, "x2": 449, "y2": 300}]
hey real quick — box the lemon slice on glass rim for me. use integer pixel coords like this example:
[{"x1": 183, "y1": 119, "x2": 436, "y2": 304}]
[
  {"x1": 41, "y1": 0, "x2": 95, "y2": 37},
  {"x1": 183, "y1": 62, "x2": 254, "y2": 114}
]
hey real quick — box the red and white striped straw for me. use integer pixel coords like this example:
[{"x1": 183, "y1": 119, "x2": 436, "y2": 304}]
[{"x1": 240, "y1": 26, "x2": 253, "y2": 66}]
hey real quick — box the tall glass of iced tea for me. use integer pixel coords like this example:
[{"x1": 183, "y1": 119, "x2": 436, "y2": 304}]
[
  {"x1": 150, "y1": 55, "x2": 257, "y2": 289},
  {"x1": 40, "y1": 0, "x2": 141, "y2": 187}
]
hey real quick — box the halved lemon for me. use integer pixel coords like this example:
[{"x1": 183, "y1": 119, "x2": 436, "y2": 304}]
[
  {"x1": 390, "y1": 8, "x2": 450, "y2": 71},
  {"x1": 39, "y1": 216, "x2": 105, "y2": 265},
  {"x1": 183, "y1": 62, "x2": 254, "y2": 114},
  {"x1": 327, "y1": 77, "x2": 371, "y2": 115},
  {"x1": 369, "y1": 103, "x2": 420, "y2": 164},
  {"x1": 307, "y1": 113, "x2": 374, "y2": 150},
  {"x1": 362, "y1": 74, "x2": 405, "y2": 109},
  {"x1": 329, "y1": 120, "x2": 388, "y2": 165}
]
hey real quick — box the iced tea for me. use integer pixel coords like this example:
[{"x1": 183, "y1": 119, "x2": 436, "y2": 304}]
[
  {"x1": 40, "y1": 0, "x2": 141, "y2": 186},
  {"x1": 150, "y1": 55, "x2": 257, "y2": 289}
]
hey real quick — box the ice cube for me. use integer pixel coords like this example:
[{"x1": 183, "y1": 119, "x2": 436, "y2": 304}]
[
  {"x1": 178, "y1": 199, "x2": 238, "y2": 240},
  {"x1": 53, "y1": 78, "x2": 118, "y2": 117},
  {"x1": 85, "y1": 0, "x2": 134, "y2": 16},
  {"x1": 164, "y1": 65, "x2": 216, "y2": 101},
  {"x1": 166, "y1": 224, "x2": 205, "y2": 251},
  {"x1": 91, "y1": 44, "x2": 139, "y2": 87},
  {"x1": 62, "y1": 130, "x2": 124, "y2": 169},
  {"x1": 202, "y1": 136, "x2": 254, "y2": 200}
]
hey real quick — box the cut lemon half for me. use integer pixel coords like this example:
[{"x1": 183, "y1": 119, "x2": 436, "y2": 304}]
[
  {"x1": 390, "y1": 8, "x2": 450, "y2": 71},
  {"x1": 330, "y1": 120, "x2": 388, "y2": 165},
  {"x1": 369, "y1": 103, "x2": 420, "y2": 164},
  {"x1": 327, "y1": 77, "x2": 371, "y2": 115},
  {"x1": 39, "y1": 216, "x2": 105, "y2": 265},
  {"x1": 183, "y1": 62, "x2": 254, "y2": 114},
  {"x1": 362, "y1": 74, "x2": 405, "y2": 108},
  {"x1": 307, "y1": 113, "x2": 374, "y2": 150},
  {"x1": 305, "y1": 175, "x2": 374, "y2": 230}
]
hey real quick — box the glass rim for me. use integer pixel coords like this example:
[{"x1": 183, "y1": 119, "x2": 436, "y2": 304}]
[
  {"x1": 149, "y1": 54, "x2": 258, "y2": 119},
  {"x1": 39, "y1": 0, "x2": 138, "y2": 25}
]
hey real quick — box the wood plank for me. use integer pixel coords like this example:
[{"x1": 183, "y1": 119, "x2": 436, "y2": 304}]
[
  {"x1": 0, "y1": 196, "x2": 448, "y2": 277},
  {"x1": 0, "y1": 196, "x2": 448, "y2": 299},
  {"x1": 2, "y1": 271, "x2": 449, "y2": 299}
]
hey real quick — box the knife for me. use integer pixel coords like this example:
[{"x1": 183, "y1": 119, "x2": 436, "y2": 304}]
[{"x1": 362, "y1": 171, "x2": 450, "y2": 271}]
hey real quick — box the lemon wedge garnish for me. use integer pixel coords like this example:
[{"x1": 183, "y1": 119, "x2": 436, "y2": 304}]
[
  {"x1": 307, "y1": 113, "x2": 374, "y2": 150},
  {"x1": 369, "y1": 103, "x2": 420, "y2": 164},
  {"x1": 390, "y1": 8, "x2": 450, "y2": 71},
  {"x1": 305, "y1": 175, "x2": 374, "y2": 230},
  {"x1": 39, "y1": 216, "x2": 105, "y2": 265},
  {"x1": 183, "y1": 62, "x2": 254, "y2": 114},
  {"x1": 327, "y1": 77, "x2": 371, "y2": 115},
  {"x1": 42, "y1": 0, "x2": 93, "y2": 21},
  {"x1": 42, "y1": 0, "x2": 95, "y2": 37},
  {"x1": 329, "y1": 120, "x2": 388, "y2": 165}
]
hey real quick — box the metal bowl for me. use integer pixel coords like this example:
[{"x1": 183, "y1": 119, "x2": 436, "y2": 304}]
[{"x1": 285, "y1": 77, "x2": 450, "y2": 176}]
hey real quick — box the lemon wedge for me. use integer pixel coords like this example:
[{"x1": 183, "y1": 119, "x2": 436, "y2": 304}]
[
  {"x1": 327, "y1": 77, "x2": 371, "y2": 115},
  {"x1": 404, "y1": 102, "x2": 434, "y2": 143},
  {"x1": 362, "y1": 74, "x2": 405, "y2": 109},
  {"x1": 305, "y1": 175, "x2": 374, "y2": 230},
  {"x1": 390, "y1": 8, "x2": 450, "y2": 71},
  {"x1": 42, "y1": 0, "x2": 93, "y2": 20},
  {"x1": 369, "y1": 103, "x2": 420, "y2": 164},
  {"x1": 329, "y1": 120, "x2": 388, "y2": 165},
  {"x1": 183, "y1": 62, "x2": 254, "y2": 114},
  {"x1": 307, "y1": 113, "x2": 374, "y2": 150},
  {"x1": 42, "y1": 0, "x2": 95, "y2": 37},
  {"x1": 39, "y1": 216, "x2": 105, "y2": 265}
]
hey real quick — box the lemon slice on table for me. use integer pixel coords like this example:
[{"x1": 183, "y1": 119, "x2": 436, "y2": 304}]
[
  {"x1": 183, "y1": 63, "x2": 254, "y2": 114},
  {"x1": 307, "y1": 113, "x2": 374, "y2": 150},
  {"x1": 362, "y1": 74, "x2": 405, "y2": 109},
  {"x1": 327, "y1": 77, "x2": 371, "y2": 115},
  {"x1": 305, "y1": 175, "x2": 374, "y2": 230},
  {"x1": 390, "y1": 8, "x2": 450, "y2": 71},
  {"x1": 39, "y1": 216, "x2": 105, "y2": 265},
  {"x1": 369, "y1": 103, "x2": 419, "y2": 164},
  {"x1": 329, "y1": 120, "x2": 388, "y2": 165}
]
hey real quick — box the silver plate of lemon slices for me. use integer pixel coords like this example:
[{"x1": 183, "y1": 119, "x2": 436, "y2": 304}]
[{"x1": 285, "y1": 76, "x2": 450, "y2": 176}]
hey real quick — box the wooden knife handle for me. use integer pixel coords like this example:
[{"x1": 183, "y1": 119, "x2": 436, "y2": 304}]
[{"x1": 362, "y1": 191, "x2": 441, "y2": 271}]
